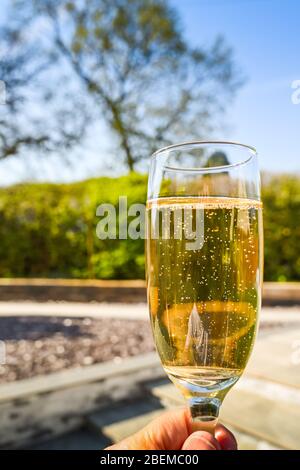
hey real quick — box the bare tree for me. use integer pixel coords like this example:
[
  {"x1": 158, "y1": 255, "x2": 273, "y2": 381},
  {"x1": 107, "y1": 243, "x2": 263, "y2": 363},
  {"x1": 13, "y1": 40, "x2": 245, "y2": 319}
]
[
  {"x1": 0, "y1": 9, "x2": 88, "y2": 164},
  {"x1": 0, "y1": 0, "x2": 242, "y2": 170}
]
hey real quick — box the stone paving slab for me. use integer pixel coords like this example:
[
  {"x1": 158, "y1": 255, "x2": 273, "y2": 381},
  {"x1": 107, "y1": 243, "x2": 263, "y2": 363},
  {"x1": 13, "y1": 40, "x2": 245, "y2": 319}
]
[
  {"x1": 23, "y1": 323, "x2": 300, "y2": 450},
  {"x1": 1, "y1": 303, "x2": 299, "y2": 450},
  {"x1": 146, "y1": 378, "x2": 299, "y2": 449},
  {"x1": 261, "y1": 307, "x2": 300, "y2": 323},
  {"x1": 148, "y1": 373, "x2": 300, "y2": 449},
  {"x1": 87, "y1": 399, "x2": 281, "y2": 450},
  {"x1": 0, "y1": 301, "x2": 149, "y2": 319},
  {"x1": 88, "y1": 400, "x2": 164, "y2": 444},
  {"x1": 0, "y1": 302, "x2": 299, "y2": 323},
  {"x1": 86, "y1": 373, "x2": 294, "y2": 450},
  {"x1": 28, "y1": 426, "x2": 107, "y2": 450},
  {"x1": 144, "y1": 323, "x2": 300, "y2": 450},
  {"x1": 222, "y1": 379, "x2": 300, "y2": 450},
  {"x1": 227, "y1": 427, "x2": 281, "y2": 450},
  {"x1": 247, "y1": 328, "x2": 300, "y2": 388}
]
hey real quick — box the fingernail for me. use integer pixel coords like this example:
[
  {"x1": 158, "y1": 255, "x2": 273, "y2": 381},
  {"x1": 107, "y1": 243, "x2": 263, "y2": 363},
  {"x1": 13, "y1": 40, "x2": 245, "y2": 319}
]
[{"x1": 182, "y1": 431, "x2": 219, "y2": 450}]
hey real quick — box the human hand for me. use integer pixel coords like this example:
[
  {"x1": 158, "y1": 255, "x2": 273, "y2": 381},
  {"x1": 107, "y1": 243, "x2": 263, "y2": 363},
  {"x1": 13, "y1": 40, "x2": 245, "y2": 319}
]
[{"x1": 106, "y1": 408, "x2": 237, "y2": 450}]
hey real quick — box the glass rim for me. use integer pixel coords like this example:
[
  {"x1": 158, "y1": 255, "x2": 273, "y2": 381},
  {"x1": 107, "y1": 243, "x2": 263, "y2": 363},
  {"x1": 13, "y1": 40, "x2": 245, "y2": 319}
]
[{"x1": 151, "y1": 140, "x2": 257, "y2": 173}]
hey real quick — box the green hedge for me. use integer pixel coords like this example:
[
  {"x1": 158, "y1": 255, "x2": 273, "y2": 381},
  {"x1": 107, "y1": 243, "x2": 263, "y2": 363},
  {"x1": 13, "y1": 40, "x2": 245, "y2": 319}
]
[
  {"x1": 0, "y1": 173, "x2": 147, "y2": 279},
  {"x1": 262, "y1": 174, "x2": 300, "y2": 281},
  {"x1": 0, "y1": 172, "x2": 299, "y2": 281}
]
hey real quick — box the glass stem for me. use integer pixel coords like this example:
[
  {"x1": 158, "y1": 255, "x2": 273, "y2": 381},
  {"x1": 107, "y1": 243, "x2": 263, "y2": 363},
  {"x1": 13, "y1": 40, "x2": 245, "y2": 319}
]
[{"x1": 188, "y1": 397, "x2": 221, "y2": 435}]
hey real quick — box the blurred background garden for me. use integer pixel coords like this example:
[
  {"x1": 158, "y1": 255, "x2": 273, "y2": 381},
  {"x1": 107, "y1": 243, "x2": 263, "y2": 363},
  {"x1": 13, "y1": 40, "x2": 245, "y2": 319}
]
[
  {"x1": 0, "y1": 173, "x2": 299, "y2": 281},
  {"x1": 0, "y1": 0, "x2": 300, "y2": 451}
]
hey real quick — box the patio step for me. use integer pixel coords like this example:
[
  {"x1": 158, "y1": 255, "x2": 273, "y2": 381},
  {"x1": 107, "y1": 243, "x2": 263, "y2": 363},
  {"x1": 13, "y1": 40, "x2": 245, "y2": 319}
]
[
  {"x1": 86, "y1": 398, "x2": 164, "y2": 445},
  {"x1": 30, "y1": 321, "x2": 300, "y2": 450},
  {"x1": 246, "y1": 327, "x2": 300, "y2": 388},
  {"x1": 144, "y1": 375, "x2": 300, "y2": 450},
  {"x1": 84, "y1": 376, "x2": 294, "y2": 450},
  {"x1": 84, "y1": 324, "x2": 300, "y2": 450},
  {"x1": 29, "y1": 426, "x2": 108, "y2": 450}
]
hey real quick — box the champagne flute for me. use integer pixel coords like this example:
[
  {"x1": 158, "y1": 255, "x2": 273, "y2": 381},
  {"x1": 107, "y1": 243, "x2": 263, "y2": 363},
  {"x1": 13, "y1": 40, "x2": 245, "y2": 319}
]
[{"x1": 146, "y1": 141, "x2": 263, "y2": 434}]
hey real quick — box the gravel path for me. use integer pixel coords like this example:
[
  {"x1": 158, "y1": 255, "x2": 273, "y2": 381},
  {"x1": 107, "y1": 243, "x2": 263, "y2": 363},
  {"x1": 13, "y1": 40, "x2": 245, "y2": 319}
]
[
  {"x1": 0, "y1": 313, "x2": 293, "y2": 384},
  {"x1": 0, "y1": 316, "x2": 154, "y2": 383}
]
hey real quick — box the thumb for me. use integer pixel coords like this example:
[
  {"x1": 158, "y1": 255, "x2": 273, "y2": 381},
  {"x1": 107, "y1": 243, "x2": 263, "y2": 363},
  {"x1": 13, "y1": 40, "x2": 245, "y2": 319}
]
[{"x1": 181, "y1": 431, "x2": 221, "y2": 450}]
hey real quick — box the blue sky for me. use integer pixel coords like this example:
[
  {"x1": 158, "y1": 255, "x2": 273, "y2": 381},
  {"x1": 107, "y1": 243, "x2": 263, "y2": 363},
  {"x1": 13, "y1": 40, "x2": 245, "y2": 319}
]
[
  {"x1": 0, "y1": 0, "x2": 299, "y2": 183},
  {"x1": 171, "y1": 0, "x2": 300, "y2": 173}
]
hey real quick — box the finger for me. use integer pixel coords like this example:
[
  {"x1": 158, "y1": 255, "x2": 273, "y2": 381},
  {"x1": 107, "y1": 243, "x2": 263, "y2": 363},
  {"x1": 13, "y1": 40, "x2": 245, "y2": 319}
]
[
  {"x1": 143, "y1": 407, "x2": 192, "y2": 450},
  {"x1": 215, "y1": 424, "x2": 238, "y2": 450},
  {"x1": 182, "y1": 431, "x2": 221, "y2": 450},
  {"x1": 106, "y1": 409, "x2": 238, "y2": 451},
  {"x1": 106, "y1": 407, "x2": 191, "y2": 450}
]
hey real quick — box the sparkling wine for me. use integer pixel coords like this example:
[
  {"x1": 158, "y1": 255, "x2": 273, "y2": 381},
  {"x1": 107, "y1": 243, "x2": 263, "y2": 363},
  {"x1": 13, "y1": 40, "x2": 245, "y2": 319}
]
[{"x1": 146, "y1": 197, "x2": 263, "y2": 397}]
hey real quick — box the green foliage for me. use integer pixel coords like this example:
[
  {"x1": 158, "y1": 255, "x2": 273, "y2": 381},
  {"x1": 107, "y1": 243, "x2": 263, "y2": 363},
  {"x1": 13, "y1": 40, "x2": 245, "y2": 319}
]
[
  {"x1": 0, "y1": 173, "x2": 147, "y2": 279},
  {"x1": 0, "y1": 173, "x2": 299, "y2": 281},
  {"x1": 262, "y1": 174, "x2": 300, "y2": 281}
]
